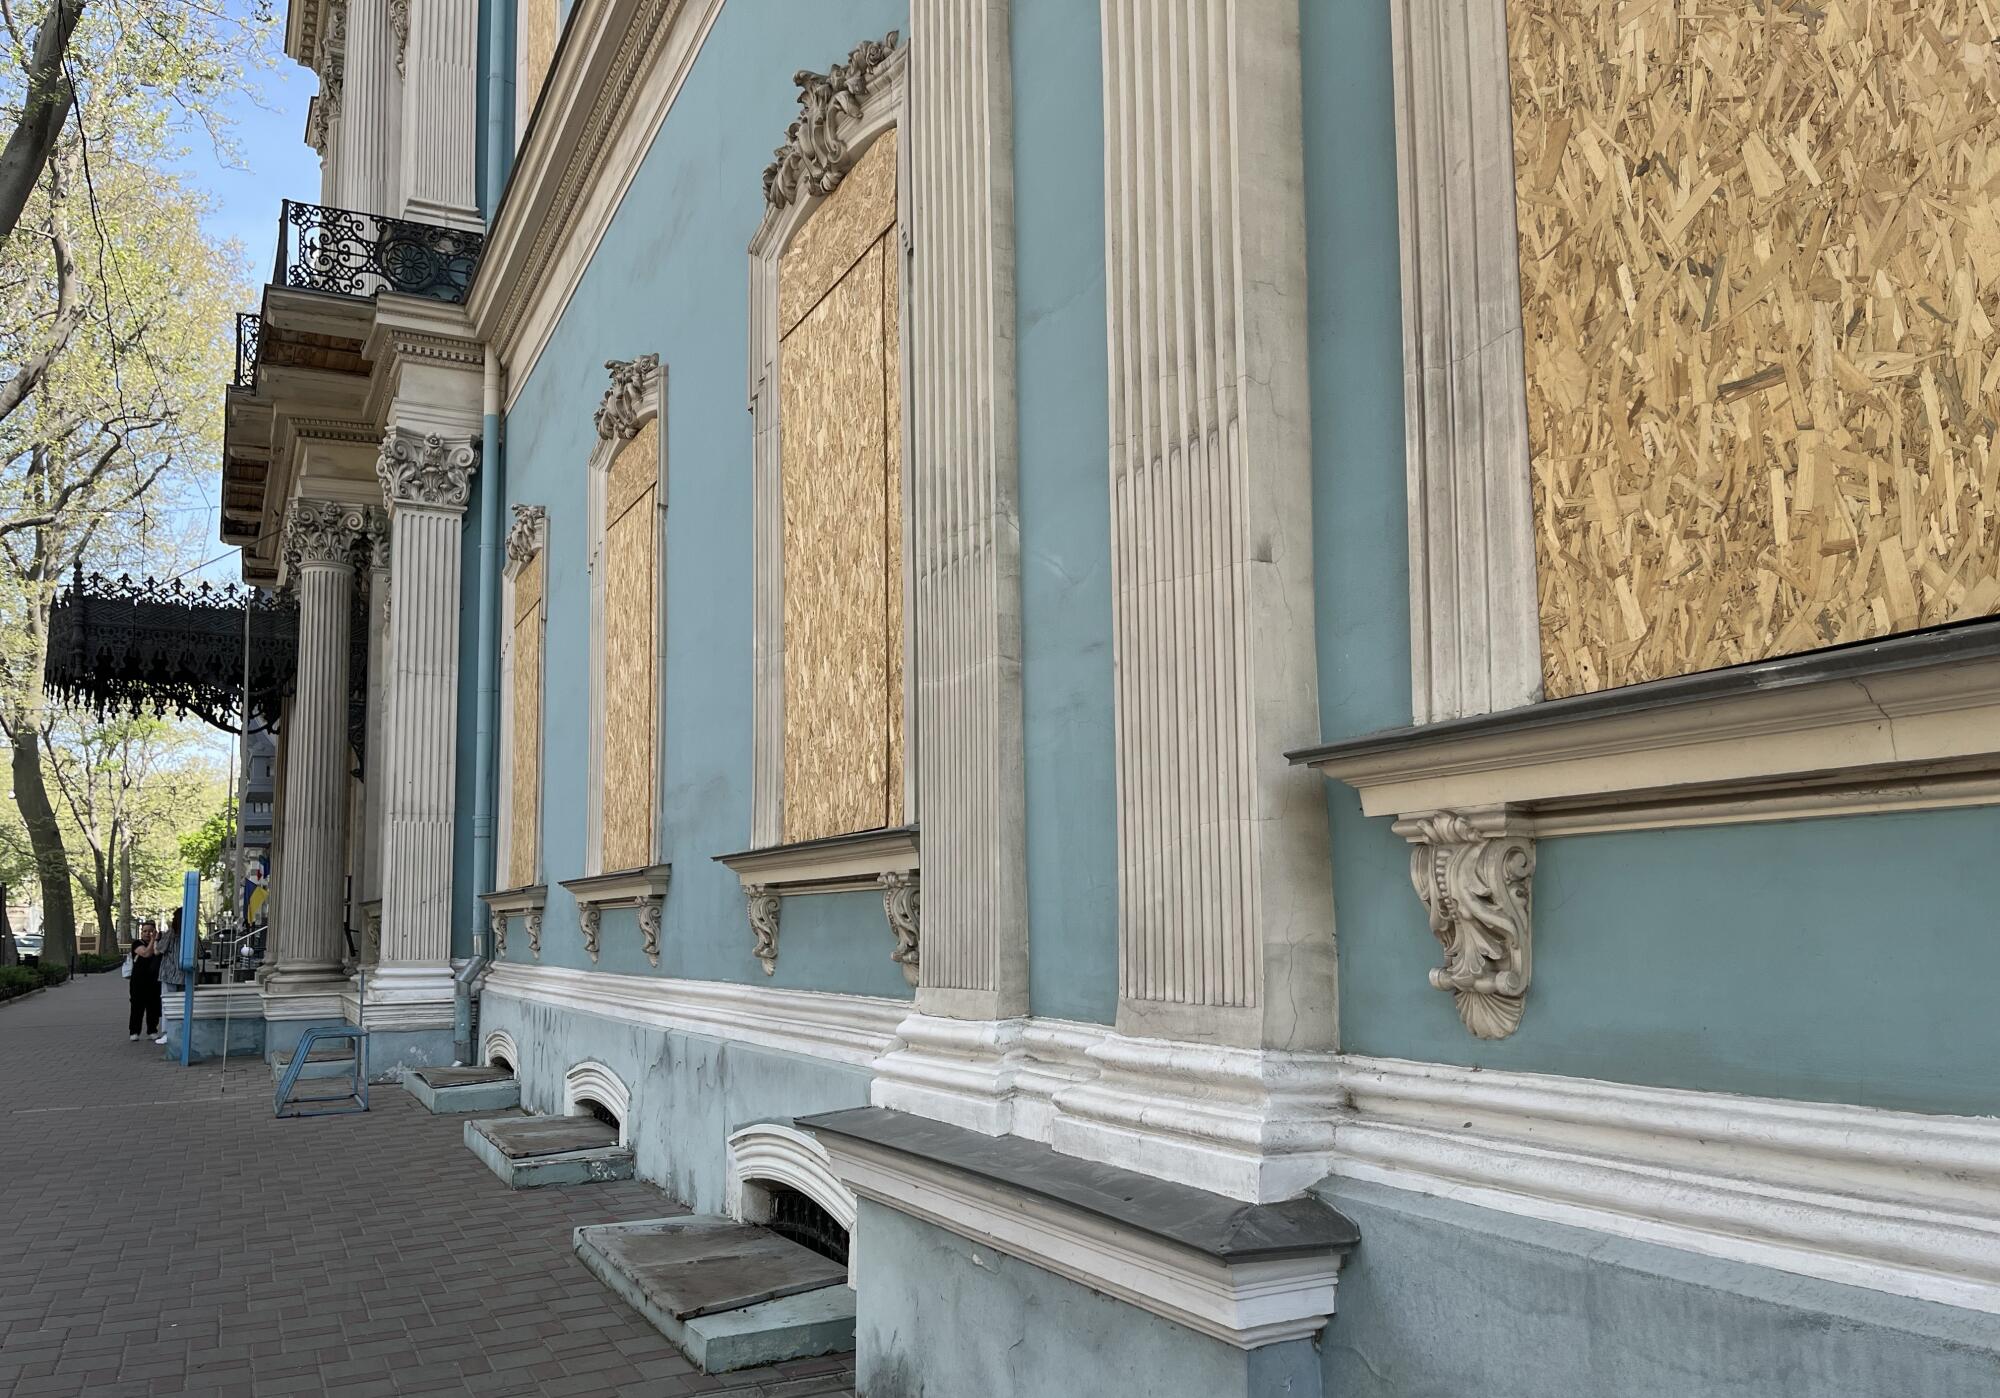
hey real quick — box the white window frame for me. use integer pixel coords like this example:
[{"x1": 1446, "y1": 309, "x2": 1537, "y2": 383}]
[
  {"x1": 1390, "y1": 0, "x2": 1542, "y2": 725},
  {"x1": 584, "y1": 357, "x2": 668, "y2": 876},
  {"x1": 496, "y1": 503, "x2": 549, "y2": 891},
  {"x1": 745, "y1": 41, "x2": 914, "y2": 852}
]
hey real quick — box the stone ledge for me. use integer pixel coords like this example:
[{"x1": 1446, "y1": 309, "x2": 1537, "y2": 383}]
[{"x1": 802, "y1": 1106, "x2": 1357, "y2": 1348}]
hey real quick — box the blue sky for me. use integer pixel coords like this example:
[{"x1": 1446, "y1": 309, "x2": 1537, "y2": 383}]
[
  {"x1": 173, "y1": 4, "x2": 322, "y2": 293},
  {"x1": 159, "y1": 3, "x2": 320, "y2": 584}
]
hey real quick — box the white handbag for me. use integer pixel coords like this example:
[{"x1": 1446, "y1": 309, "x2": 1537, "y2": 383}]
[{"x1": 120, "y1": 953, "x2": 133, "y2": 979}]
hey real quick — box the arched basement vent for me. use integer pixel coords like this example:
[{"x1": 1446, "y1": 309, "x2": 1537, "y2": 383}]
[
  {"x1": 764, "y1": 1184, "x2": 849, "y2": 1266},
  {"x1": 489, "y1": 1055, "x2": 514, "y2": 1074},
  {"x1": 580, "y1": 1098, "x2": 620, "y2": 1130}
]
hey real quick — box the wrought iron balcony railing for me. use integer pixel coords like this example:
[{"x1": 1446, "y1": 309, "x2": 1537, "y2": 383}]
[
  {"x1": 273, "y1": 198, "x2": 484, "y2": 305},
  {"x1": 233, "y1": 312, "x2": 261, "y2": 391}
]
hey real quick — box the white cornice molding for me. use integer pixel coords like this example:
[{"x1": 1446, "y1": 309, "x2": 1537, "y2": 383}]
[
  {"x1": 480, "y1": 960, "x2": 904, "y2": 1067},
  {"x1": 468, "y1": 0, "x2": 723, "y2": 408},
  {"x1": 820, "y1": 1132, "x2": 1344, "y2": 1349}
]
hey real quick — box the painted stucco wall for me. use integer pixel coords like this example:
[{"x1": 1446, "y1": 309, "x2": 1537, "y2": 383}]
[
  {"x1": 852, "y1": 1201, "x2": 1320, "y2": 1398},
  {"x1": 480, "y1": 992, "x2": 873, "y2": 1215},
  {"x1": 1299, "y1": 0, "x2": 2000, "y2": 1119},
  {"x1": 1318, "y1": 1180, "x2": 2000, "y2": 1398},
  {"x1": 1013, "y1": 0, "x2": 1117, "y2": 1027},
  {"x1": 494, "y1": 0, "x2": 914, "y2": 1000}
]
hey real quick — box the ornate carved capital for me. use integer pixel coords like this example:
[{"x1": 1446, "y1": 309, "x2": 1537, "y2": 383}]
[
  {"x1": 362, "y1": 505, "x2": 391, "y2": 570},
  {"x1": 880, "y1": 871, "x2": 919, "y2": 987},
  {"x1": 579, "y1": 903, "x2": 601, "y2": 962},
  {"x1": 636, "y1": 895, "x2": 662, "y2": 968},
  {"x1": 488, "y1": 905, "x2": 506, "y2": 960},
  {"x1": 761, "y1": 32, "x2": 902, "y2": 210},
  {"x1": 377, "y1": 427, "x2": 479, "y2": 510},
  {"x1": 1399, "y1": 810, "x2": 1535, "y2": 1040},
  {"x1": 525, "y1": 907, "x2": 543, "y2": 959},
  {"x1": 387, "y1": 0, "x2": 408, "y2": 75},
  {"x1": 592, "y1": 355, "x2": 660, "y2": 442},
  {"x1": 283, "y1": 498, "x2": 371, "y2": 572},
  {"x1": 505, "y1": 504, "x2": 547, "y2": 570},
  {"x1": 747, "y1": 885, "x2": 781, "y2": 976}
]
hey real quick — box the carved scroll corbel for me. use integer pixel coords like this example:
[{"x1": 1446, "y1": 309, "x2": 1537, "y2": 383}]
[
  {"x1": 636, "y1": 895, "x2": 662, "y2": 968},
  {"x1": 747, "y1": 885, "x2": 781, "y2": 975},
  {"x1": 488, "y1": 905, "x2": 506, "y2": 960},
  {"x1": 526, "y1": 908, "x2": 543, "y2": 959},
  {"x1": 1396, "y1": 809, "x2": 1535, "y2": 1040},
  {"x1": 879, "y1": 871, "x2": 919, "y2": 986},
  {"x1": 579, "y1": 903, "x2": 601, "y2": 963}
]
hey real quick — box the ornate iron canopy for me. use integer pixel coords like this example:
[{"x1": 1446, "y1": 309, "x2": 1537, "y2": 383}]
[{"x1": 45, "y1": 566, "x2": 299, "y2": 733}]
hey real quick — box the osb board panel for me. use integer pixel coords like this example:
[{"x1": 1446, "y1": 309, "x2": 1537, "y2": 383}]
[
  {"x1": 1511, "y1": 0, "x2": 2000, "y2": 699},
  {"x1": 781, "y1": 237, "x2": 892, "y2": 843},
  {"x1": 608, "y1": 419, "x2": 658, "y2": 522},
  {"x1": 513, "y1": 549, "x2": 543, "y2": 627},
  {"x1": 508, "y1": 562, "x2": 543, "y2": 890},
  {"x1": 780, "y1": 129, "x2": 898, "y2": 338},
  {"x1": 524, "y1": 0, "x2": 558, "y2": 113},
  {"x1": 601, "y1": 486, "x2": 656, "y2": 871},
  {"x1": 884, "y1": 233, "x2": 905, "y2": 825}
]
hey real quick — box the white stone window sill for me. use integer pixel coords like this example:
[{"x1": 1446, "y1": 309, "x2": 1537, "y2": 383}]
[
  {"x1": 479, "y1": 884, "x2": 549, "y2": 915},
  {"x1": 713, "y1": 827, "x2": 920, "y2": 982},
  {"x1": 553, "y1": 866, "x2": 671, "y2": 967},
  {"x1": 1289, "y1": 621, "x2": 2000, "y2": 1041}
]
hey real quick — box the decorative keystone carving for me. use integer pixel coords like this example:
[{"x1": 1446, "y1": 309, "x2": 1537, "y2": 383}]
[
  {"x1": 747, "y1": 885, "x2": 781, "y2": 976},
  {"x1": 880, "y1": 871, "x2": 919, "y2": 987},
  {"x1": 488, "y1": 905, "x2": 506, "y2": 960},
  {"x1": 526, "y1": 907, "x2": 542, "y2": 959},
  {"x1": 504, "y1": 504, "x2": 547, "y2": 569},
  {"x1": 593, "y1": 355, "x2": 660, "y2": 442},
  {"x1": 377, "y1": 427, "x2": 479, "y2": 510},
  {"x1": 282, "y1": 498, "x2": 371, "y2": 571},
  {"x1": 579, "y1": 903, "x2": 601, "y2": 962},
  {"x1": 636, "y1": 895, "x2": 662, "y2": 968},
  {"x1": 761, "y1": 32, "x2": 902, "y2": 209},
  {"x1": 1399, "y1": 810, "x2": 1535, "y2": 1040},
  {"x1": 387, "y1": 0, "x2": 408, "y2": 75}
]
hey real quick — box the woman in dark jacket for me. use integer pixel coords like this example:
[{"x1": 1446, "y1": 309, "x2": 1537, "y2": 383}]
[{"x1": 128, "y1": 920, "x2": 162, "y2": 1040}]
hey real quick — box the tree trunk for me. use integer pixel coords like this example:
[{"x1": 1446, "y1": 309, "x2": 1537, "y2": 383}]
[
  {"x1": 114, "y1": 833, "x2": 131, "y2": 956},
  {"x1": 13, "y1": 734, "x2": 75, "y2": 967},
  {"x1": 0, "y1": 893, "x2": 16, "y2": 966},
  {"x1": 87, "y1": 845, "x2": 111, "y2": 953}
]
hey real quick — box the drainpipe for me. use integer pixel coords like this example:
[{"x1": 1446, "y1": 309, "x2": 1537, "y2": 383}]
[
  {"x1": 456, "y1": 347, "x2": 504, "y2": 1062},
  {"x1": 479, "y1": 0, "x2": 515, "y2": 220}
]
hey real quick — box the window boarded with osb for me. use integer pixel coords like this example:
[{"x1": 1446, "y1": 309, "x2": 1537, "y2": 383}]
[{"x1": 1511, "y1": 0, "x2": 2000, "y2": 698}]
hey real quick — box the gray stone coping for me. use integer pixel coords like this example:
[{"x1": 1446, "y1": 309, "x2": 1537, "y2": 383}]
[{"x1": 799, "y1": 1107, "x2": 1358, "y2": 1263}]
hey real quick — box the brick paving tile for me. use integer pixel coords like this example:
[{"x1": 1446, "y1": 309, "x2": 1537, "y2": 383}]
[{"x1": 0, "y1": 974, "x2": 858, "y2": 1397}]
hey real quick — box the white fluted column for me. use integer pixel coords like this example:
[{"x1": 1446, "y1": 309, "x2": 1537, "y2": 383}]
[
  {"x1": 338, "y1": 0, "x2": 400, "y2": 214},
  {"x1": 370, "y1": 427, "x2": 478, "y2": 1025},
  {"x1": 397, "y1": 0, "x2": 480, "y2": 228},
  {"x1": 268, "y1": 499, "x2": 368, "y2": 996}
]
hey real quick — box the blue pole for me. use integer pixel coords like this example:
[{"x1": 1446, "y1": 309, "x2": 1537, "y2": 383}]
[{"x1": 177, "y1": 870, "x2": 199, "y2": 1067}]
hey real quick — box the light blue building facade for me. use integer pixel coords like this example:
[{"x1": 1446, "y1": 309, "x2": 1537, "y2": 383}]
[{"x1": 217, "y1": 0, "x2": 2000, "y2": 1392}]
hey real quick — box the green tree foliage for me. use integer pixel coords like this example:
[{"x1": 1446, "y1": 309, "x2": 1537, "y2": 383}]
[{"x1": 0, "y1": 0, "x2": 275, "y2": 966}]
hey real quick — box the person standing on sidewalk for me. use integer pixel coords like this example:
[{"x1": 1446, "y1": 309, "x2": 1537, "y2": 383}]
[
  {"x1": 127, "y1": 920, "x2": 162, "y2": 1041},
  {"x1": 153, "y1": 909, "x2": 187, "y2": 1046}
]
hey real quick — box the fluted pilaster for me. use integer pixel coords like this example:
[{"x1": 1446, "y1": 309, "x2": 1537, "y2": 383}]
[
  {"x1": 339, "y1": 0, "x2": 401, "y2": 215},
  {"x1": 398, "y1": 0, "x2": 480, "y2": 228}
]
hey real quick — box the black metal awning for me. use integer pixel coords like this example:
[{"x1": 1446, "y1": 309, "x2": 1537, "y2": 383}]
[{"x1": 45, "y1": 565, "x2": 299, "y2": 733}]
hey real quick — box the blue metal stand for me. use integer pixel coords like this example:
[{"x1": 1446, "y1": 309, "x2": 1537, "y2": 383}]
[
  {"x1": 178, "y1": 871, "x2": 198, "y2": 1067},
  {"x1": 274, "y1": 969, "x2": 370, "y2": 1118}
]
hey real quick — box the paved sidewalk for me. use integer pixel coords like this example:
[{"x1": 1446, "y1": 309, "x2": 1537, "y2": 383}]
[{"x1": 0, "y1": 972, "x2": 856, "y2": 1397}]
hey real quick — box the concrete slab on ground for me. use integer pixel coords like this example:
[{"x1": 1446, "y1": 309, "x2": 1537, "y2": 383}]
[
  {"x1": 575, "y1": 1215, "x2": 856, "y2": 1373},
  {"x1": 466, "y1": 1114, "x2": 635, "y2": 1188},
  {"x1": 405, "y1": 1063, "x2": 521, "y2": 1113}
]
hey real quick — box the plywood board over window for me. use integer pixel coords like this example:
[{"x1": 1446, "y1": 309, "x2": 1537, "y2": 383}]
[
  {"x1": 602, "y1": 419, "x2": 658, "y2": 871},
  {"x1": 518, "y1": 0, "x2": 559, "y2": 135},
  {"x1": 507, "y1": 551, "x2": 545, "y2": 890},
  {"x1": 1510, "y1": 0, "x2": 2000, "y2": 699},
  {"x1": 777, "y1": 130, "x2": 904, "y2": 844}
]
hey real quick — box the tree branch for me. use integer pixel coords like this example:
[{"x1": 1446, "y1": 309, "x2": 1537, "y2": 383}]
[{"x1": 0, "y1": 0, "x2": 84, "y2": 244}]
